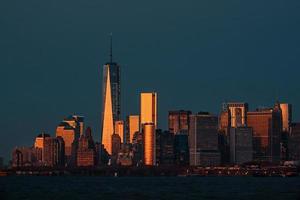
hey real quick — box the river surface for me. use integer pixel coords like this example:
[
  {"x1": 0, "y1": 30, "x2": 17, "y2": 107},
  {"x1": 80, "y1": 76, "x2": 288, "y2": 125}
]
[{"x1": 0, "y1": 176, "x2": 300, "y2": 200}]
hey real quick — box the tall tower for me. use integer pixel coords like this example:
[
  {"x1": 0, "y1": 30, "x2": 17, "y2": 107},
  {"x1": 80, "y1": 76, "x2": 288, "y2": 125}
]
[{"x1": 101, "y1": 34, "x2": 121, "y2": 155}]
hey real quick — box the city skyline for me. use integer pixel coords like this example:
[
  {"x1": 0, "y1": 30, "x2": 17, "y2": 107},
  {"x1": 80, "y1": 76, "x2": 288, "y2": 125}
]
[{"x1": 1, "y1": 0, "x2": 300, "y2": 163}]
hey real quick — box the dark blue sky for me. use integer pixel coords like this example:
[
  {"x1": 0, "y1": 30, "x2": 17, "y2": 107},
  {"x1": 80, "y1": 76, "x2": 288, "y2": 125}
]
[{"x1": 1, "y1": 0, "x2": 300, "y2": 162}]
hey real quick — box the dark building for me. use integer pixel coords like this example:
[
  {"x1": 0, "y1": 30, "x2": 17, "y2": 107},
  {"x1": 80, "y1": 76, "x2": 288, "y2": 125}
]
[
  {"x1": 189, "y1": 113, "x2": 220, "y2": 166},
  {"x1": 132, "y1": 131, "x2": 143, "y2": 166},
  {"x1": 289, "y1": 123, "x2": 300, "y2": 161},
  {"x1": 168, "y1": 110, "x2": 191, "y2": 134},
  {"x1": 174, "y1": 133, "x2": 189, "y2": 166},
  {"x1": 230, "y1": 127, "x2": 253, "y2": 165},
  {"x1": 0, "y1": 157, "x2": 3, "y2": 169},
  {"x1": 247, "y1": 103, "x2": 282, "y2": 163},
  {"x1": 111, "y1": 133, "x2": 121, "y2": 165},
  {"x1": 77, "y1": 127, "x2": 96, "y2": 167},
  {"x1": 218, "y1": 109, "x2": 231, "y2": 164},
  {"x1": 12, "y1": 147, "x2": 37, "y2": 168},
  {"x1": 156, "y1": 130, "x2": 174, "y2": 165},
  {"x1": 117, "y1": 144, "x2": 134, "y2": 166}
]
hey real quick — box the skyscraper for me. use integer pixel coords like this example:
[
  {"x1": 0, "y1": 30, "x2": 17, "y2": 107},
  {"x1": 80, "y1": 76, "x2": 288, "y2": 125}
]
[
  {"x1": 224, "y1": 102, "x2": 248, "y2": 128},
  {"x1": 230, "y1": 127, "x2": 253, "y2": 164},
  {"x1": 140, "y1": 92, "x2": 157, "y2": 128},
  {"x1": 126, "y1": 115, "x2": 140, "y2": 143},
  {"x1": 101, "y1": 34, "x2": 121, "y2": 155},
  {"x1": 189, "y1": 113, "x2": 220, "y2": 166},
  {"x1": 247, "y1": 104, "x2": 282, "y2": 163},
  {"x1": 115, "y1": 120, "x2": 124, "y2": 144},
  {"x1": 143, "y1": 122, "x2": 156, "y2": 165}
]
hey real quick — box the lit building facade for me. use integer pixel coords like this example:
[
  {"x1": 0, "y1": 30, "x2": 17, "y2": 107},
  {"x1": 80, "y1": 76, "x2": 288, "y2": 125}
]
[
  {"x1": 126, "y1": 115, "x2": 140, "y2": 143},
  {"x1": 140, "y1": 92, "x2": 157, "y2": 128},
  {"x1": 230, "y1": 127, "x2": 253, "y2": 164},
  {"x1": 225, "y1": 102, "x2": 248, "y2": 127},
  {"x1": 77, "y1": 127, "x2": 96, "y2": 167},
  {"x1": 115, "y1": 120, "x2": 124, "y2": 143},
  {"x1": 189, "y1": 113, "x2": 220, "y2": 166},
  {"x1": 168, "y1": 110, "x2": 191, "y2": 134},
  {"x1": 247, "y1": 105, "x2": 282, "y2": 163},
  {"x1": 280, "y1": 103, "x2": 292, "y2": 132},
  {"x1": 143, "y1": 122, "x2": 156, "y2": 165}
]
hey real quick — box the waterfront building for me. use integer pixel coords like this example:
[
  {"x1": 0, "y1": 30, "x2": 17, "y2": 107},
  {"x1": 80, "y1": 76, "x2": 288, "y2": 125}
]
[
  {"x1": 168, "y1": 110, "x2": 191, "y2": 134},
  {"x1": 174, "y1": 132, "x2": 189, "y2": 166},
  {"x1": 140, "y1": 92, "x2": 157, "y2": 128},
  {"x1": 289, "y1": 123, "x2": 300, "y2": 161},
  {"x1": 230, "y1": 127, "x2": 253, "y2": 164},
  {"x1": 125, "y1": 115, "x2": 140, "y2": 143},
  {"x1": 143, "y1": 122, "x2": 156, "y2": 165},
  {"x1": 156, "y1": 130, "x2": 174, "y2": 165},
  {"x1": 43, "y1": 137, "x2": 65, "y2": 167},
  {"x1": 115, "y1": 120, "x2": 124, "y2": 143},
  {"x1": 101, "y1": 35, "x2": 121, "y2": 155},
  {"x1": 111, "y1": 133, "x2": 121, "y2": 164},
  {"x1": 247, "y1": 103, "x2": 282, "y2": 163},
  {"x1": 189, "y1": 113, "x2": 220, "y2": 166},
  {"x1": 12, "y1": 147, "x2": 37, "y2": 168}
]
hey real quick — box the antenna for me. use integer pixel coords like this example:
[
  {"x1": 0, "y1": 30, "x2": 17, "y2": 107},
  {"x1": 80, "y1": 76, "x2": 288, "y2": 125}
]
[{"x1": 110, "y1": 32, "x2": 113, "y2": 63}]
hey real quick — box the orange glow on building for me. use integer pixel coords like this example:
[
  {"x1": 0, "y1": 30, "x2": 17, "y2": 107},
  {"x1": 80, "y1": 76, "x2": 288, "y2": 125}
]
[
  {"x1": 143, "y1": 122, "x2": 156, "y2": 165},
  {"x1": 101, "y1": 65, "x2": 114, "y2": 155},
  {"x1": 140, "y1": 92, "x2": 157, "y2": 128},
  {"x1": 127, "y1": 115, "x2": 139, "y2": 143},
  {"x1": 280, "y1": 103, "x2": 292, "y2": 132},
  {"x1": 115, "y1": 120, "x2": 124, "y2": 143},
  {"x1": 56, "y1": 125, "x2": 76, "y2": 157}
]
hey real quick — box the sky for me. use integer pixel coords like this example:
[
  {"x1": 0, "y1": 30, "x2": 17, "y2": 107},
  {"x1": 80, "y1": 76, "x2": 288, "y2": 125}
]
[{"x1": 1, "y1": 0, "x2": 300, "y2": 163}]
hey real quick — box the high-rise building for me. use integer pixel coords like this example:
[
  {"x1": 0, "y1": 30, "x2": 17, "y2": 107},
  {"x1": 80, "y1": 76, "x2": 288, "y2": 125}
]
[
  {"x1": 247, "y1": 104, "x2": 282, "y2": 163},
  {"x1": 230, "y1": 127, "x2": 253, "y2": 165},
  {"x1": 189, "y1": 113, "x2": 220, "y2": 166},
  {"x1": 101, "y1": 35, "x2": 121, "y2": 155},
  {"x1": 224, "y1": 102, "x2": 248, "y2": 128},
  {"x1": 72, "y1": 115, "x2": 85, "y2": 136},
  {"x1": 174, "y1": 133, "x2": 189, "y2": 166},
  {"x1": 289, "y1": 123, "x2": 300, "y2": 161},
  {"x1": 156, "y1": 130, "x2": 174, "y2": 165},
  {"x1": 77, "y1": 127, "x2": 96, "y2": 167},
  {"x1": 126, "y1": 115, "x2": 140, "y2": 143},
  {"x1": 280, "y1": 103, "x2": 292, "y2": 132},
  {"x1": 115, "y1": 120, "x2": 124, "y2": 143},
  {"x1": 140, "y1": 92, "x2": 157, "y2": 128},
  {"x1": 43, "y1": 137, "x2": 65, "y2": 167},
  {"x1": 56, "y1": 121, "x2": 78, "y2": 163},
  {"x1": 168, "y1": 110, "x2": 191, "y2": 134},
  {"x1": 143, "y1": 122, "x2": 156, "y2": 165},
  {"x1": 111, "y1": 133, "x2": 121, "y2": 165},
  {"x1": 12, "y1": 147, "x2": 37, "y2": 168},
  {"x1": 34, "y1": 133, "x2": 51, "y2": 164}
]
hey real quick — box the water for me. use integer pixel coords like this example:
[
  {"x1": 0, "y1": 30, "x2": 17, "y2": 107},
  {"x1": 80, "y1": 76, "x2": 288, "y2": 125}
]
[{"x1": 0, "y1": 176, "x2": 300, "y2": 200}]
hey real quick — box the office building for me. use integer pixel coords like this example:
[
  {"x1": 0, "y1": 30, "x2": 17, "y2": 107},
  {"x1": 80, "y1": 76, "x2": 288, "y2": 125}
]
[
  {"x1": 156, "y1": 130, "x2": 174, "y2": 165},
  {"x1": 126, "y1": 115, "x2": 140, "y2": 143},
  {"x1": 230, "y1": 127, "x2": 253, "y2": 164},
  {"x1": 143, "y1": 122, "x2": 156, "y2": 165},
  {"x1": 247, "y1": 104, "x2": 282, "y2": 163},
  {"x1": 174, "y1": 132, "x2": 189, "y2": 166},
  {"x1": 101, "y1": 35, "x2": 121, "y2": 155},
  {"x1": 140, "y1": 92, "x2": 157, "y2": 128},
  {"x1": 223, "y1": 102, "x2": 248, "y2": 128},
  {"x1": 77, "y1": 127, "x2": 96, "y2": 167},
  {"x1": 280, "y1": 103, "x2": 292, "y2": 132},
  {"x1": 168, "y1": 110, "x2": 191, "y2": 134},
  {"x1": 115, "y1": 120, "x2": 124, "y2": 143},
  {"x1": 289, "y1": 123, "x2": 300, "y2": 161},
  {"x1": 189, "y1": 113, "x2": 220, "y2": 166}
]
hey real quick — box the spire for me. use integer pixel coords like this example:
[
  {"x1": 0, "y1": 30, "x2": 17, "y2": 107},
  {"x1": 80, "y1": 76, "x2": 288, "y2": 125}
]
[{"x1": 110, "y1": 32, "x2": 113, "y2": 63}]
